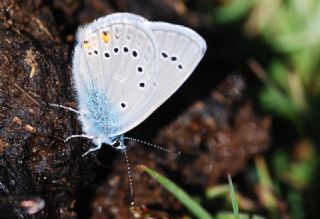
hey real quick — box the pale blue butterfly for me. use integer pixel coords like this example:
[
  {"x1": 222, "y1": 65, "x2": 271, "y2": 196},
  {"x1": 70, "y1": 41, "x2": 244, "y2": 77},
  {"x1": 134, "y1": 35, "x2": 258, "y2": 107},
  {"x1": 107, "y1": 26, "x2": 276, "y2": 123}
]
[
  {"x1": 51, "y1": 13, "x2": 207, "y2": 156},
  {"x1": 50, "y1": 12, "x2": 206, "y2": 204}
]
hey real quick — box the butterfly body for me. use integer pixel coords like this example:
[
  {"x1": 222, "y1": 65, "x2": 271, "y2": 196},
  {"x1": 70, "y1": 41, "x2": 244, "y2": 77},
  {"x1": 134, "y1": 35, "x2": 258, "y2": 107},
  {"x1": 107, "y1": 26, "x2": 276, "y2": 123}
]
[{"x1": 72, "y1": 13, "x2": 206, "y2": 151}]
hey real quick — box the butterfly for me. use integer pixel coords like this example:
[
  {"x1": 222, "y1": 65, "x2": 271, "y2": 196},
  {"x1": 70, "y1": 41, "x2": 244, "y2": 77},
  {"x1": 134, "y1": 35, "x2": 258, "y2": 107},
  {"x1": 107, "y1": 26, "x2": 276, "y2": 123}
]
[{"x1": 54, "y1": 13, "x2": 206, "y2": 156}]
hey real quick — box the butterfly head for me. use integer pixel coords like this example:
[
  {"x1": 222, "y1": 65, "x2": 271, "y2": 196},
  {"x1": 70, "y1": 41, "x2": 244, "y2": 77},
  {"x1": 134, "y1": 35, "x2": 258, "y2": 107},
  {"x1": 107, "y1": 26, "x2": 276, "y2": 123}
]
[
  {"x1": 88, "y1": 133, "x2": 126, "y2": 151},
  {"x1": 110, "y1": 135, "x2": 126, "y2": 150}
]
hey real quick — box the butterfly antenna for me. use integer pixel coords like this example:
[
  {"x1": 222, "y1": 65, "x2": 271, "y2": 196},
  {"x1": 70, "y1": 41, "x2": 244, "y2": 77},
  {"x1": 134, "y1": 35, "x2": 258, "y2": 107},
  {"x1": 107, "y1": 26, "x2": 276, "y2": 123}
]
[
  {"x1": 124, "y1": 137, "x2": 181, "y2": 155},
  {"x1": 123, "y1": 149, "x2": 135, "y2": 206}
]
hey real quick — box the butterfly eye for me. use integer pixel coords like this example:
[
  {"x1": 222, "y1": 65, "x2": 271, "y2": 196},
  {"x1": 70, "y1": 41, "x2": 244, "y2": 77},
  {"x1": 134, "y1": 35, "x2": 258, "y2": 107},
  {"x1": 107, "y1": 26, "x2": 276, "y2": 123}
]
[{"x1": 112, "y1": 140, "x2": 121, "y2": 148}]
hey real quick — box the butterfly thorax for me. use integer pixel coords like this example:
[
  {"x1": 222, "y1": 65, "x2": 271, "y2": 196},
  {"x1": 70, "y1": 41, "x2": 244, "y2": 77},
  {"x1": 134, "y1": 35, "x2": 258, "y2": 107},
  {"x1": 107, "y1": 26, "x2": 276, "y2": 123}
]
[
  {"x1": 78, "y1": 112, "x2": 115, "y2": 142},
  {"x1": 77, "y1": 85, "x2": 122, "y2": 139},
  {"x1": 77, "y1": 112, "x2": 125, "y2": 150}
]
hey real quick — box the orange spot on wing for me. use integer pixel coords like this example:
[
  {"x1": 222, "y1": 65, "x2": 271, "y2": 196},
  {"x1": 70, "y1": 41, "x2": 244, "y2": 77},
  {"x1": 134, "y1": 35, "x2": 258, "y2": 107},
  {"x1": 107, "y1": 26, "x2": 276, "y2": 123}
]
[
  {"x1": 101, "y1": 31, "x2": 110, "y2": 43},
  {"x1": 82, "y1": 40, "x2": 90, "y2": 49}
]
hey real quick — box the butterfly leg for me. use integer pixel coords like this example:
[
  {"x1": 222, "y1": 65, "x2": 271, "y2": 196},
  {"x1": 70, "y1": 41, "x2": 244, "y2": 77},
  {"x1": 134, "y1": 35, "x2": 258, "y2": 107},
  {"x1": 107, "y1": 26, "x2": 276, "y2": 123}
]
[
  {"x1": 64, "y1": 134, "x2": 100, "y2": 157},
  {"x1": 65, "y1": 134, "x2": 94, "y2": 142},
  {"x1": 49, "y1": 103, "x2": 85, "y2": 116},
  {"x1": 82, "y1": 144, "x2": 102, "y2": 157}
]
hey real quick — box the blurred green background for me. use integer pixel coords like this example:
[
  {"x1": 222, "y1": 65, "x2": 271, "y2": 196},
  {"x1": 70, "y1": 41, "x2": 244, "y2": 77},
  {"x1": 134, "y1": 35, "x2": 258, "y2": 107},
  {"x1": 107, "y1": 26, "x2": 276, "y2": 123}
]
[{"x1": 145, "y1": 0, "x2": 320, "y2": 218}]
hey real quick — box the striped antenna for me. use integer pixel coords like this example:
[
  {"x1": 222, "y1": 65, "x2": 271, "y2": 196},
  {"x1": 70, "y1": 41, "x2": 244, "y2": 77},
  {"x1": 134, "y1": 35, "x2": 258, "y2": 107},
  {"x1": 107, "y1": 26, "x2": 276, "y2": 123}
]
[
  {"x1": 123, "y1": 149, "x2": 135, "y2": 206},
  {"x1": 124, "y1": 137, "x2": 180, "y2": 155}
]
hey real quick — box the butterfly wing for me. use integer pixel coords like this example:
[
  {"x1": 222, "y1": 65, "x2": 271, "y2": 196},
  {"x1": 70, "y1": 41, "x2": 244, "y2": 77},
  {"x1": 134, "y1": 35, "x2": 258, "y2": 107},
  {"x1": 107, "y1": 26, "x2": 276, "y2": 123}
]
[
  {"x1": 73, "y1": 13, "x2": 206, "y2": 137},
  {"x1": 142, "y1": 21, "x2": 207, "y2": 117},
  {"x1": 112, "y1": 21, "x2": 207, "y2": 135},
  {"x1": 73, "y1": 13, "x2": 158, "y2": 136}
]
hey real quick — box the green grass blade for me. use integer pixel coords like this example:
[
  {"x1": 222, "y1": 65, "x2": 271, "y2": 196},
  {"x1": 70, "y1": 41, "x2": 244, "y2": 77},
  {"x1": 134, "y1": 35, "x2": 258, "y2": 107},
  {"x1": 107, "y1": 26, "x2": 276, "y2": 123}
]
[
  {"x1": 228, "y1": 174, "x2": 239, "y2": 219},
  {"x1": 217, "y1": 212, "x2": 266, "y2": 219},
  {"x1": 206, "y1": 184, "x2": 230, "y2": 200},
  {"x1": 141, "y1": 165, "x2": 213, "y2": 219}
]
